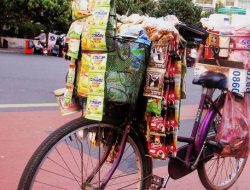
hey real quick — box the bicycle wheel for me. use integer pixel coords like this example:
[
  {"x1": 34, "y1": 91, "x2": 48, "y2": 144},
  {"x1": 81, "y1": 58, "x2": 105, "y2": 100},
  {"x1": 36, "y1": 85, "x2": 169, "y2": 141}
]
[
  {"x1": 18, "y1": 118, "x2": 152, "y2": 190},
  {"x1": 198, "y1": 102, "x2": 248, "y2": 190}
]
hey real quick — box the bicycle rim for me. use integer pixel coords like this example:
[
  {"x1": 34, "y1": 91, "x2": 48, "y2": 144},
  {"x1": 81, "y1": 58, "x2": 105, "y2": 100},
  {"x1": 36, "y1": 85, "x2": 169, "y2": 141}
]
[
  {"x1": 19, "y1": 119, "x2": 148, "y2": 190},
  {"x1": 198, "y1": 106, "x2": 248, "y2": 190},
  {"x1": 199, "y1": 155, "x2": 247, "y2": 190}
]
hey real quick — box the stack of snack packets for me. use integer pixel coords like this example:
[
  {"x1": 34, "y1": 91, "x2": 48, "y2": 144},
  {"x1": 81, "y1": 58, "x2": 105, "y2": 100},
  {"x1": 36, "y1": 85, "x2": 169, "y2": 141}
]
[
  {"x1": 143, "y1": 19, "x2": 183, "y2": 159},
  {"x1": 55, "y1": 0, "x2": 93, "y2": 116},
  {"x1": 77, "y1": 0, "x2": 116, "y2": 121}
]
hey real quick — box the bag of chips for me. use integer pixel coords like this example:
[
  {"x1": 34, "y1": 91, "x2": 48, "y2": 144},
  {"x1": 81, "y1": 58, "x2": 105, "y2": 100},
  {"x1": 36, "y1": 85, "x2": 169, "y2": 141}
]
[
  {"x1": 85, "y1": 96, "x2": 104, "y2": 121},
  {"x1": 72, "y1": 0, "x2": 92, "y2": 20}
]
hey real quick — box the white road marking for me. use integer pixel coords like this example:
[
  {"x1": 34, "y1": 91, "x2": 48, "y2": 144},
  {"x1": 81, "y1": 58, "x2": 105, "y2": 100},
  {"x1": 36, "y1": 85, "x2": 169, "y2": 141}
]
[
  {"x1": 0, "y1": 103, "x2": 198, "y2": 120},
  {"x1": 0, "y1": 103, "x2": 58, "y2": 108}
]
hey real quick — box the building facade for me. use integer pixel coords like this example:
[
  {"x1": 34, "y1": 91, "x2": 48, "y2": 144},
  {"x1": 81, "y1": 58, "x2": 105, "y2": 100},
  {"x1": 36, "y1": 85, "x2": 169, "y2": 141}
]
[{"x1": 193, "y1": 0, "x2": 250, "y2": 9}]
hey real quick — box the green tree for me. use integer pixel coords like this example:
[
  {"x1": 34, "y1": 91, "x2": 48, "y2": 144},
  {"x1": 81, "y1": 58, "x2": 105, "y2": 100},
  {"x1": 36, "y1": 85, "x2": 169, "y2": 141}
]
[
  {"x1": 0, "y1": 0, "x2": 28, "y2": 45},
  {"x1": 27, "y1": 0, "x2": 71, "y2": 34},
  {"x1": 156, "y1": 0, "x2": 202, "y2": 26},
  {"x1": 116, "y1": 0, "x2": 158, "y2": 16}
]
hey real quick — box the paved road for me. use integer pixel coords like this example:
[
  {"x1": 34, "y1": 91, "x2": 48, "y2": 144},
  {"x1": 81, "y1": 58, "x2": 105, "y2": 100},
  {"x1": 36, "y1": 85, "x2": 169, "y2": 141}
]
[
  {"x1": 0, "y1": 52, "x2": 248, "y2": 190},
  {"x1": 0, "y1": 52, "x2": 69, "y2": 105}
]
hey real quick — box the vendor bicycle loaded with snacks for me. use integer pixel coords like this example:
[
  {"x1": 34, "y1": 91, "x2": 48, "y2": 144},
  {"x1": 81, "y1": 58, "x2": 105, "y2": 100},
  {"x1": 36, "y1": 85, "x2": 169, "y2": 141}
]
[{"x1": 18, "y1": 1, "x2": 250, "y2": 190}]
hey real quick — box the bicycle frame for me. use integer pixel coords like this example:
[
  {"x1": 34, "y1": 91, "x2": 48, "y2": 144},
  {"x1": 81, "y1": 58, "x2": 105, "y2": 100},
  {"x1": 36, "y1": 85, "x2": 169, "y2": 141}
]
[
  {"x1": 177, "y1": 87, "x2": 225, "y2": 168},
  {"x1": 93, "y1": 87, "x2": 225, "y2": 189}
]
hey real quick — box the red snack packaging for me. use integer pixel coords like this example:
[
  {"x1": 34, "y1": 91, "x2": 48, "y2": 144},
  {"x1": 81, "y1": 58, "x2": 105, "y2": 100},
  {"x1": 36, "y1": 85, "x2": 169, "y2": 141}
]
[{"x1": 150, "y1": 115, "x2": 166, "y2": 133}]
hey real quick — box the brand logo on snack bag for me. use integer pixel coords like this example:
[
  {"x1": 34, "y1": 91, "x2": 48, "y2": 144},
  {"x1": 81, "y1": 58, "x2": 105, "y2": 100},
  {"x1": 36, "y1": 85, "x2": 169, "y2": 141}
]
[
  {"x1": 93, "y1": 55, "x2": 105, "y2": 60},
  {"x1": 90, "y1": 99, "x2": 102, "y2": 105},
  {"x1": 96, "y1": 10, "x2": 108, "y2": 16},
  {"x1": 92, "y1": 33, "x2": 104, "y2": 38},
  {"x1": 93, "y1": 55, "x2": 106, "y2": 64},
  {"x1": 90, "y1": 77, "x2": 103, "y2": 83}
]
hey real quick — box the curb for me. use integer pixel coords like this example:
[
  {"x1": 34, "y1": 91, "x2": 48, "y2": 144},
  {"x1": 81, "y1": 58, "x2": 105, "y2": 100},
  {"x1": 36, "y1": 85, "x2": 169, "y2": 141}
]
[{"x1": 0, "y1": 48, "x2": 24, "y2": 54}]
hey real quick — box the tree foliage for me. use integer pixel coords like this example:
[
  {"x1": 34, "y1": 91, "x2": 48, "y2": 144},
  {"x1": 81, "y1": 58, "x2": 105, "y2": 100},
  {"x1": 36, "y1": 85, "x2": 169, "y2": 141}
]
[
  {"x1": 116, "y1": 0, "x2": 158, "y2": 16},
  {"x1": 156, "y1": 0, "x2": 202, "y2": 26},
  {"x1": 27, "y1": 0, "x2": 71, "y2": 33},
  {"x1": 0, "y1": 0, "x2": 204, "y2": 39},
  {"x1": 0, "y1": 0, "x2": 27, "y2": 34}
]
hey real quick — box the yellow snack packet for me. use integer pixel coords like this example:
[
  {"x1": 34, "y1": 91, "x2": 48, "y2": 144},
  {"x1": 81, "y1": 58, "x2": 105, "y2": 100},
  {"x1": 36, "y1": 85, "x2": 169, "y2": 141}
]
[
  {"x1": 66, "y1": 61, "x2": 76, "y2": 85},
  {"x1": 67, "y1": 38, "x2": 80, "y2": 59},
  {"x1": 88, "y1": 71, "x2": 105, "y2": 96},
  {"x1": 72, "y1": 0, "x2": 92, "y2": 20},
  {"x1": 82, "y1": 27, "x2": 107, "y2": 51},
  {"x1": 81, "y1": 53, "x2": 107, "y2": 72},
  {"x1": 77, "y1": 71, "x2": 89, "y2": 97},
  {"x1": 67, "y1": 20, "x2": 85, "y2": 38},
  {"x1": 91, "y1": 7, "x2": 110, "y2": 26},
  {"x1": 63, "y1": 84, "x2": 74, "y2": 105},
  {"x1": 85, "y1": 96, "x2": 104, "y2": 121},
  {"x1": 88, "y1": 0, "x2": 111, "y2": 9}
]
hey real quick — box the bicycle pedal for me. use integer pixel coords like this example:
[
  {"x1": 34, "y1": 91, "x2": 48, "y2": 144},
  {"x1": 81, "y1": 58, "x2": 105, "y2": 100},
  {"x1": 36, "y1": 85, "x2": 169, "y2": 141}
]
[{"x1": 149, "y1": 175, "x2": 164, "y2": 190}]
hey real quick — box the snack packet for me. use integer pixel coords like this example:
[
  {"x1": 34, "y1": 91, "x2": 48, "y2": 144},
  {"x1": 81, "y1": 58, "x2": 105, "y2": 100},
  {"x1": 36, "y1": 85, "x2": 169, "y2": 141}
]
[
  {"x1": 91, "y1": 7, "x2": 110, "y2": 26},
  {"x1": 66, "y1": 61, "x2": 76, "y2": 85},
  {"x1": 88, "y1": 71, "x2": 105, "y2": 96},
  {"x1": 67, "y1": 20, "x2": 85, "y2": 39},
  {"x1": 149, "y1": 45, "x2": 168, "y2": 69},
  {"x1": 82, "y1": 27, "x2": 107, "y2": 51},
  {"x1": 81, "y1": 53, "x2": 107, "y2": 72},
  {"x1": 144, "y1": 68, "x2": 165, "y2": 98},
  {"x1": 85, "y1": 96, "x2": 104, "y2": 121},
  {"x1": 67, "y1": 38, "x2": 80, "y2": 59},
  {"x1": 88, "y1": 0, "x2": 111, "y2": 10},
  {"x1": 72, "y1": 0, "x2": 92, "y2": 20},
  {"x1": 146, "y1": 98, "x2": 162, "y2": 115},
  {"x1": 77, "y1": 71, "x2": 89, "y2": 97},
  {"x1": 150, "y1": 115, "x2": 166, "y2": 133},
  {"x1": 63, "y1": 84, "x2": 74, "y2": 105}
]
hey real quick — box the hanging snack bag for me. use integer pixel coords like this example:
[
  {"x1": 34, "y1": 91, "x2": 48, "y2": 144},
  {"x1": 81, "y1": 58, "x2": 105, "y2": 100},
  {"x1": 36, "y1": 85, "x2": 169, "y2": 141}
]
[
  {"x1": 91, "y1": 7, "x2": 110, "y2": 27},
  {"x1": 72, "y1": 0, "x2": 92, "y2": 20},
  {"x1": 146, "y1": 98, "x2": 162, "y2": 115},
  {"x1": 81, "y1": 53, "x2": 107, "y2": 72},
  {"x1": 150, "y1": 46, "x2": 168, "y2": 69},
  {"x1": 150, "y1": 115, "x2": 166, "y2": 133},
  {"x1": 66, "y1": 63, "x2": 76, "y2": 85},
  {"x1": 82, "y1": 27, "x2": 107, "y2": 51},
  {"x1": 67, "y1": 20, "x2": 85, "y2": 39},
  {"x1": 148, "y1": 135, "x2": 168, "y2": 160},
  {"x1": 85, "y1": 96, "x2": 104, "y2": 121},
  {"x1": 67, "y1": 38, "x2": 81, "y2": 59},
  {"x1": 63, "y1": 84, "x2": 74, "y2": 105},
  {"x1": 144, "y1": 68, "x2": 165, "y2": 98},
  {"x1": 88, "y1": 71, "x2": 105, "y2": 96},
  {"x1": 77, "y1": 71, "x2": 89, "y2": 97}
]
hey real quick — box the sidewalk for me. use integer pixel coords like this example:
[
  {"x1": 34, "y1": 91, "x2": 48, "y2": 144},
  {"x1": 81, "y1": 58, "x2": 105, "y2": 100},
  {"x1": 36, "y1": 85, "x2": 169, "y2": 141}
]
[
  {"x1": 0, "y1": 108, "x2": 249, "y2": 190},
  {"x1": 0, "y1": 48, "x2": 24, "y2": 54}
]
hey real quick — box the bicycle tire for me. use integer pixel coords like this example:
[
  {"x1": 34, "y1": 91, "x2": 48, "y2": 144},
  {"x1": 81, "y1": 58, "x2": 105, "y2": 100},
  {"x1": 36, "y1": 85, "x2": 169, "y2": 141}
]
[
  {"x1": 197, "y1": 93, "x2": 248, "y2": 190},
  {"x1": 18, "y1": 118, "x2": 152, "y2": 190}
]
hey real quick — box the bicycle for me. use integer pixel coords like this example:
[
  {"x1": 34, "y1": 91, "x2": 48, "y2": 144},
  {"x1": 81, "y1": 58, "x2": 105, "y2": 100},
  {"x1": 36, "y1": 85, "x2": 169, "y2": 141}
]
[{"x1": 18, "y1": 30, "x2": 248, "y2": 190}]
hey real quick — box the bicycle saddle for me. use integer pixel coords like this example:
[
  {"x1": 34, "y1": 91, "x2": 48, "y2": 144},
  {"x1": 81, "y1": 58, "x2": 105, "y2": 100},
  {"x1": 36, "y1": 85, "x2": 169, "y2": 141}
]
[{"x1": 192, "y1": 71, "x2": 227, "y2": 89}]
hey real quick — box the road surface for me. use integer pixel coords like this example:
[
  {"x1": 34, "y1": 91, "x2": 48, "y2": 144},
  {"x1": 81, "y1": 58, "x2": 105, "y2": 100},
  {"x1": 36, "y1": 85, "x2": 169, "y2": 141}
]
[{"x1": 0, "y1": 52, "x2": 249, "y2": 190}]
